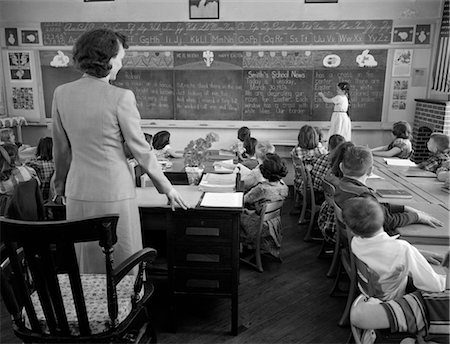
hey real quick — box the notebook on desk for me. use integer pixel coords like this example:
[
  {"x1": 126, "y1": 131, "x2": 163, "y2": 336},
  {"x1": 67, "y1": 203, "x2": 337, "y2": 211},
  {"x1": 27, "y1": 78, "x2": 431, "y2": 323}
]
[
  {"x1": 402, "y1": 167, "x2": 436, "y2": 178},
  {"x1": 376, "y1": 189, "x2": 413, "y2": 199},
  {"x1": 383, "y1": 158, "x2": 417, "y2": 167}
]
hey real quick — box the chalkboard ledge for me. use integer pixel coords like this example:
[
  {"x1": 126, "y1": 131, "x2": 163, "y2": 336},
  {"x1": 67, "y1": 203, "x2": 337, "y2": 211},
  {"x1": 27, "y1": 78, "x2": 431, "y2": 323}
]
[{"x1": 140, "y1": 120, "x2": 389, "y2": 130}]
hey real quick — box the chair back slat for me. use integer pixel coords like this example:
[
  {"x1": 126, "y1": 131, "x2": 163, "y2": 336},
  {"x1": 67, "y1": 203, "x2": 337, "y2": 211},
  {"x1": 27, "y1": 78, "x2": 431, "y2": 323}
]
[{"x1": 0, "y1": 214, "x2": 119, "y2": 339}]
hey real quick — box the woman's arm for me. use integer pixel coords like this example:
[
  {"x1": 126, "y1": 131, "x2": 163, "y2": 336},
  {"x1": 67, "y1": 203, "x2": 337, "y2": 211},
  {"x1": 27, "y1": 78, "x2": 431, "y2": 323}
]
[
  {"x1": 318, "y1": 92, "x2": 335, "y2": 104},
  {"x1": 372, "y1": 147, "x2": 401, "y2": 157}
]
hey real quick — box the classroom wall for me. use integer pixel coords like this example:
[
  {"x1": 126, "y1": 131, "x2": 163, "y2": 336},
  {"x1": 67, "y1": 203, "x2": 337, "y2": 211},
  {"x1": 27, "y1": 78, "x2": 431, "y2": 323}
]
[{"x1": 0, "y1": 0, "x2": 444, "y2": 149}]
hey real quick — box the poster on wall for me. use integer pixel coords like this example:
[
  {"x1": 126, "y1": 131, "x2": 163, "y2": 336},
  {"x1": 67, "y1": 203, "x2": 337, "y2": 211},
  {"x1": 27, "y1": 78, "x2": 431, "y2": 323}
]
[
  {"x1": 12, "y1": 86, "x2": 34, "y2": 110},
  {"x1": 19, "y1": 28, "x2": 41, "y2": 45},
  {"x1": 392, "y1": 49, "x2": 413, "y2": 77},
  {"x1": 8, "y1": 51, "x2": 32, "y2": 81},
  {"x1": 392, "y1": 79, "x2": 408, "y2": 110},
  {"x1": 4, "y1": 28, "x2": 18, "y2": 46},
  {"x1": 392, "y1": 26, "x2": 414, "y2": 43},
  {"x1": 415, "y1": 24, "x2": 431, "y2": 44}
]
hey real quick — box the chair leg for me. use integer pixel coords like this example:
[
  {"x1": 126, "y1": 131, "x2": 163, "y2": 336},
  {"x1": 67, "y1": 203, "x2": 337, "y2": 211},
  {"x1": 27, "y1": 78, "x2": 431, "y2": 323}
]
[
  {"x1": 330, "y1": 261, "x2": 348, "y2": 297},
  {"x1": 338, "y1": 273, "x2": 358, "y2": 327},
  {"x1": 298, "y1": 200, "x2": 308, "y2": 224},
  {"x1": 326, "y1": 240, "x2": 340, "y2": 278},
  {"x1": 304, "y1": 210, "x2": 321, "y2": 242}
]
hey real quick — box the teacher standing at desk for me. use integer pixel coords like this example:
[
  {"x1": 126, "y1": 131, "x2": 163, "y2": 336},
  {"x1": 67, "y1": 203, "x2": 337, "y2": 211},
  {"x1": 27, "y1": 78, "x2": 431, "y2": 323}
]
[{"x1": 52, "y1": 29, "x2": 187, "y2": 274}]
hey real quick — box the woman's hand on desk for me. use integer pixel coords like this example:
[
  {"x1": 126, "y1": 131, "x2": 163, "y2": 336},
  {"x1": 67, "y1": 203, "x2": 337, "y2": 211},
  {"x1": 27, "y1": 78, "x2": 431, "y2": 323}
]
[
  {"x1": 166, "y1": 188, "x2": 189, "y2": 211},
  {"x1": 405, "y1": 206, "x2": 443, "y2": 228}
]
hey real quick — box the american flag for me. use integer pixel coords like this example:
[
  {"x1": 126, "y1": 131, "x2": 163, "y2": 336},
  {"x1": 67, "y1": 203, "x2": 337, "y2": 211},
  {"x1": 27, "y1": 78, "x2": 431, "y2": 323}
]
[{"x1": 432, "y1": 0, "x2": 449, "y2": 93}]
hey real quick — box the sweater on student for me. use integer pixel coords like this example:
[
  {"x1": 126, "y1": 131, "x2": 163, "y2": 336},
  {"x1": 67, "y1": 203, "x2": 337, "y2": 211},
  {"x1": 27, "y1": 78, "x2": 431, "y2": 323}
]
[{"x1": 334, "y1": 176, "x2": 419, "y2": 235}]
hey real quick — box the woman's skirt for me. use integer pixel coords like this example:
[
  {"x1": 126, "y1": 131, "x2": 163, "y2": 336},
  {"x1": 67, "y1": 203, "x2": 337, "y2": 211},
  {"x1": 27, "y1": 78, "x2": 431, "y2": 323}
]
[{"x1": 67, "y1": 197, "x2": 142, "y2": 274}]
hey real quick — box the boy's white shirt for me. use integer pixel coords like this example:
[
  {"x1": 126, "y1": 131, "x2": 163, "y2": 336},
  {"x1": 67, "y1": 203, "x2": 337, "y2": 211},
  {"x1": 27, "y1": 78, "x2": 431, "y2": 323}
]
[{"x1": 351, "y1": 231, "x2": 446, "y2": 301}]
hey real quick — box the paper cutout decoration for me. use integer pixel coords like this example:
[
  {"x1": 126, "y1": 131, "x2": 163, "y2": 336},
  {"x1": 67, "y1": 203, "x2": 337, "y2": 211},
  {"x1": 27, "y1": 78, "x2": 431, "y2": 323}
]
[
  {"x1": 322, "y1": 54, "x2": 341, "y2": 68},
  {"x1": 50, "y1": 51, "x2": 70, "y2": 68},
  {"x1": 356, "y1": 50, "x2": 378, "y2": 67},
  {"x1": 5, "y1": 28, "x2": 18, "y2": 46},
  {"x1": 203, "y1": 50, "x2": 214, "y2": 67}
]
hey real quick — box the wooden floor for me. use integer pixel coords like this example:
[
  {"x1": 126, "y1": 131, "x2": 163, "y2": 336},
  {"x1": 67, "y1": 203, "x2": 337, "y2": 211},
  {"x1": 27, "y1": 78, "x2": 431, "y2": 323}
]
[{"x1": 0, "y1": 190, "x2": 350, "y2": 343}]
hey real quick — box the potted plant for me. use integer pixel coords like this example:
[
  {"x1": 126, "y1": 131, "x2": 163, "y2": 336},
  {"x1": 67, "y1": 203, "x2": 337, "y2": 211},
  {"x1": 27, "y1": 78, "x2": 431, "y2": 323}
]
[{"x1": 183, "y1": 132, "x2": 219, "y2": 184}]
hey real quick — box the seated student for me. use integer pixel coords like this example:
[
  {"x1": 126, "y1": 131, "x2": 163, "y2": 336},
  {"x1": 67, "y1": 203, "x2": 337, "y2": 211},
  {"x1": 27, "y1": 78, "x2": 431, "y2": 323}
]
[
  {"x1": 436, "y1": 160, "x2": 450, "y2": 182},
  {"x1": 152, "y1": 130, "x2": 183, "y2": 159},
  {"x1": 0, "y1": 128, "x2": 30, "y2": 152},
  {"x1": 231, "y1": 126, "x2": 251, "y2": 158},
  {"x1": 418, "y1": 133, "x2": 450, "y2": 173},
  {"x1": 310, "y1": 134, "x2": 345, "y2": 204},
  {"x1": 342, "y1": 197, "x2": 445, "y2": 301},
  {"x1": 240, "y1": 137, "x2": 259, "y2": 170},
  {"x1": 291, "y1": 125, "x2": 328, "y2": 210},
  {"x1": 26, "y1": 137, "x2": 55, "y2": 201},
  {"x1": 334, "y1": 146, "x2": 442, "y2": 236},
  {"x1": 371, "y1": 121, "x2": 413, "y2": 158},
  {"x1": 240, "y1": 153, "x2": 289, "y2": 258},
  {"x1": 242, "y1": 141, "x2": 275, "y2": 191},
  {"x1": 318, "y1": 141, "x2": 354, "y2": 242},
  {"x1": 0, "y1": 143, "x2": 38, "y2": 195},
  {"x1": 351, "y1": 251, "x2": 449, "y2": 344}
]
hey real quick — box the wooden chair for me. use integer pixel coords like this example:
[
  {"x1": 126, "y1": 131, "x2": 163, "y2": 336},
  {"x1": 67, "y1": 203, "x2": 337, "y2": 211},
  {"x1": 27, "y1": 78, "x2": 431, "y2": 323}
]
[
  {"x1": 329, "y1": 203, "x2": 358, "y2": 327},
  {"x1": 0, "y1": 214, "x2": 157, "y2": 343},
  {"x1": 322, "y1": 179, "x2": 340, "y2": 277},
  {"x1": 291, "y1": 155, "x2": 321, "y2": 239},
  {"x1": 240, "y1": 200, "x2": 284, "y2": 272}
]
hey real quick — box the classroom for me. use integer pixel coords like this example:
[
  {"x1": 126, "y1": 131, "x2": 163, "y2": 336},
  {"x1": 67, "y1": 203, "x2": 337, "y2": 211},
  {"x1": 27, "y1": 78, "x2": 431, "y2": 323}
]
[{"x1": 0, "y1": 0, "x2": 449, "y2": 343}]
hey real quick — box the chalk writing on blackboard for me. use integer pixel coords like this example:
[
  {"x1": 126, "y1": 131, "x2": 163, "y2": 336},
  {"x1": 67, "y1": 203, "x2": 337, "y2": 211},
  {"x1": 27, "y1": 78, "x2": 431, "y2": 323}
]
[{"x1": 41, "y1": 20, "x2": 392, "y2": 46}]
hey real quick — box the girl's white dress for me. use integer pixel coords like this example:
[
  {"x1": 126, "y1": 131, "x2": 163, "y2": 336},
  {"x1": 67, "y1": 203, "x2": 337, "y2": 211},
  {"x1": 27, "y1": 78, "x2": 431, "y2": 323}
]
[{"x1": 328, "y1": 95, "x2": 351, "y2": 141}]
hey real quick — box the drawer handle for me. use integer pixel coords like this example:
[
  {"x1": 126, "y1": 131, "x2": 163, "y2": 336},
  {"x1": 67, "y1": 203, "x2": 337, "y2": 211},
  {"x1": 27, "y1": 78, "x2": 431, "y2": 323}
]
[
  {"x1": 185, "y1": 227, "x2": 219, "y2": 236},
  {"x1": 186, "y1": 253, "x2": 220, "y2": 262},
  {"x1": 186, "y1": 279, "x2": 219, "y2": 289}
]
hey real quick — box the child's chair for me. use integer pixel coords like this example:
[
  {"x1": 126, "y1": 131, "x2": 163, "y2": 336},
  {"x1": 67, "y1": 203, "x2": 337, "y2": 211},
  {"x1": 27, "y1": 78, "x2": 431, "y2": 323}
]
[{"x1": 240, "y1": 200, "x2": 284, "y2": 272}]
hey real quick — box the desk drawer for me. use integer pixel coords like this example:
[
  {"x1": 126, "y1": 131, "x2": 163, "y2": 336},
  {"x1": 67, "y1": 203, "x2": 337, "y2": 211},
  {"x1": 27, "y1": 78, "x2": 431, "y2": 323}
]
[
  {"x1": 171, "y1": 217, "x2": 233, "y2": 241},
  {"x1": 173, "y1": 269, "x2": 232, "y2": 294},
  {"x1": 172, "y1": 245, "x2": 232, "y2": 268}
]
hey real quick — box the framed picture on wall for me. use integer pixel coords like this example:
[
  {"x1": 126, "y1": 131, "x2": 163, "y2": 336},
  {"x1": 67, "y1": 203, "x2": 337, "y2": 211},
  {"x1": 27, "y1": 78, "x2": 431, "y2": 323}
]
[
  {"x1": 19, "y1": 28, "x2": 41, "y2": 45},
  {"x1": 5, "y1": 28, "x2": 18, "y2": 46},
  {"x1": 7, "y1": 51, "x2": 33, "y2": 81},
  {"x1": 189, "y1": 0, "x2": 219, "y2": 20},
  {"x1": 392, "y1": 26, "x2": 414, "y2": 43}
]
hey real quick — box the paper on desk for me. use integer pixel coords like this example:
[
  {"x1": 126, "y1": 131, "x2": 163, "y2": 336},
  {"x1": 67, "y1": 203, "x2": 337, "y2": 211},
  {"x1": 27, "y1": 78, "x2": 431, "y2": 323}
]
[
  {"x1": 367, "y1": 173, "x2": 383, "y2": 179},
  {"x1": 200, "y1": 192, "x2": 243, "y2": 208},
  {"x1": 384, "y1": 158, "x2": 417, "y2": 167}
]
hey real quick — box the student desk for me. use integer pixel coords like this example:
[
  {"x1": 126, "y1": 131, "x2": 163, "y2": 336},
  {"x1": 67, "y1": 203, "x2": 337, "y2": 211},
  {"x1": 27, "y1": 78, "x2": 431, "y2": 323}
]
[
  {"x1": 372, "y1": 157, "x2": 449, "y2": 210},
  {"x1": 396, "y1": 202, "x2": 450, "y2": 246},
  {"x1": 137, "y1": 185, "x2": 242, "y2": 335}
]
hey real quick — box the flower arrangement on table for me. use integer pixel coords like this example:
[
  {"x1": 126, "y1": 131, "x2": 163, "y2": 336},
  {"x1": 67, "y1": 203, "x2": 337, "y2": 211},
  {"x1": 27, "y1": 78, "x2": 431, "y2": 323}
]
[{"x1": 183, "y1": 132, "x2": 219, "y2": 167}]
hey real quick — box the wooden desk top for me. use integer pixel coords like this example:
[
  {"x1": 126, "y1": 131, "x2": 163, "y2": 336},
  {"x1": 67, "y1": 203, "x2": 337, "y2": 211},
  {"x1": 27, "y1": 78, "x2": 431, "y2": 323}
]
[
  {"x1": 398, "y1": 203, "x2": 449, "y2": 246},
  {"x1": 372, "y1": 157, "x2": 449, "y2": 210}
]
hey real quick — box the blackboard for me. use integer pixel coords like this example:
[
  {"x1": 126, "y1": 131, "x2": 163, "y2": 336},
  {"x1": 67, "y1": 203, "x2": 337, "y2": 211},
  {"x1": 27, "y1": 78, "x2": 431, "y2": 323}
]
[
  {"x1": 41, "y1": 20, "x2": 392, "y2": 46},
  {"x1": 114, "y1": 70, "x2": 174, "y2": 119},
  {"x1": 39, "y1": 49, "x2": 387, "y2": 122}
]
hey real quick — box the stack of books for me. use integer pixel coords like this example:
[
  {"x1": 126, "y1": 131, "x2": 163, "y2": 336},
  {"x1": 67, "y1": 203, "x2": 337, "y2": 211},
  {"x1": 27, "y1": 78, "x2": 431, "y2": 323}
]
[{"x1": 198, "y1": 173, "x2": 236, "y2": 193}]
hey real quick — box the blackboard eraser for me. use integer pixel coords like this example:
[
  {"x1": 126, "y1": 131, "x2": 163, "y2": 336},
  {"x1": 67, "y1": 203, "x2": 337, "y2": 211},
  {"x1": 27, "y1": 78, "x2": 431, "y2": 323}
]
[
  {"x1": 149, "y1": 122, "x2": 156, "y2": 125},
  {"x1": 199, "y1": 124, "x2": 208, "y2": 126}
]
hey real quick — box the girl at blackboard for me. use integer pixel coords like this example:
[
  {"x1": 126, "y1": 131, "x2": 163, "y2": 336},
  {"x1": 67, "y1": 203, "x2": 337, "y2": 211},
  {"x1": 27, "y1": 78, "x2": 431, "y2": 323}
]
[
  {"x1": 152, "y1": 130, "x2": 183, "y2": 159},
  {"x1": 371, "y1": 121, "x2": 413, "y2": 158},
  {"x1": 318, "y1": 82, "x2": 351, "y2": 141}
]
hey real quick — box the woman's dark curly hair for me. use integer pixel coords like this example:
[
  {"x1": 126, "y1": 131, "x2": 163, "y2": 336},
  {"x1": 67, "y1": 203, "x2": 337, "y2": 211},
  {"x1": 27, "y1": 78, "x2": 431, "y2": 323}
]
[
  {"x1": 73, "y1": 29, "x2": 128, "y2": 78},
  {"x1": 36, "y1": 137, "x2": 53, "y2": 161},
  {"x1": 152, "y1": 131, "x2": 170, "y2": 150},
  {"x1": 260, "y1": 153, "x2": 288, "y2": 182}
]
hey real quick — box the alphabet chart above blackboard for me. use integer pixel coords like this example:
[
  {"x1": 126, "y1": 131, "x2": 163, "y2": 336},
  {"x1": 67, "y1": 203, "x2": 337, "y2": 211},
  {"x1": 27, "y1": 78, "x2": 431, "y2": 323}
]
[
  {"x1": 39, "y1": 49, "x2": 387, "y2": 121},
  {"x1": 40, "y1": 20, "x2": 392, "y2": 46}
]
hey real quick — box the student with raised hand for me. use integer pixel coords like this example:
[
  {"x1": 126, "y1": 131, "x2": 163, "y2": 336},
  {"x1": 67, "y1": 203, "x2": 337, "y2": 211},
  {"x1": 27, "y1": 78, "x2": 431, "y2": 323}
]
[
  {"x1": 318, "y1": 81, "x2": 351, "y2": 141},
  {"x1": 52, "y1": 28, "x2": 188, "y2": 274},
  {"x1": 371, "y1": 121, "x2": 413, "y2": 158},
  {"x1": 152, "y1": 130, "x2": 183, "y2": 159},
  {"x1": 334, "y1": 146, "x2": 442, "y2": 236},
  {"x1": 417, "y1": 133, "x2": 450, "y2": 173},
  {"x1": 343, "y1": 197, "x2": 445, "y2": 301}
]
